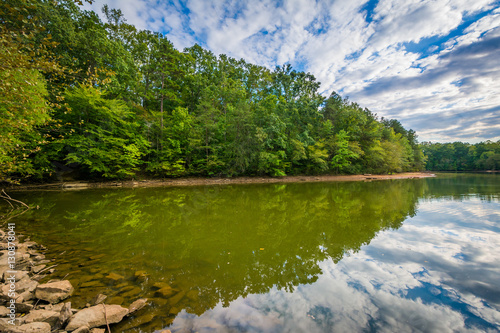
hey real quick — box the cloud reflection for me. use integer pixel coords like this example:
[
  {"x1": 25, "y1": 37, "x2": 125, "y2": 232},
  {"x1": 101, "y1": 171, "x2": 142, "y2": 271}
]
[{"x1": 168, "y1": 198, "x2": 500, "y2": 333}]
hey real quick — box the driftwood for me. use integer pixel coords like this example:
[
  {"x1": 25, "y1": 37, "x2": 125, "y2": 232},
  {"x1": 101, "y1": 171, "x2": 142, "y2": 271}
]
[
  {"x1": 1, "y1": 189, "x2": 30, "y2": 208},
  {"x1": 102, "y1": 303, "x2": 112, "y2": 333},
  {"x1": 0, "y1": 189, "x2": 32, "y2": 225}
]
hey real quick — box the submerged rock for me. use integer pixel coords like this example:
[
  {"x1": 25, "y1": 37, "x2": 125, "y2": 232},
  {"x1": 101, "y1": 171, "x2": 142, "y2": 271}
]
[
  {"x1": 104, "y1": 272, "x2": 124, "y2": 283},
  {"x1": 134, "y1": 270, "x2": 148, "y2": 282},
  {"x1": 154, "y1": 286, "x2": 177, "y2": 298},
  {"x1": 65, "y1": 304, "x2": 128, "y2": 331},
  {"x1": 127, "y1": 298, "x2": 148, "y2": 315},
  {"x1": 90, "y1": 294, "x2": 107, "y2": 306},
  {"x1": 35, "y1": 280, "x2": 74, "y2": 303}
]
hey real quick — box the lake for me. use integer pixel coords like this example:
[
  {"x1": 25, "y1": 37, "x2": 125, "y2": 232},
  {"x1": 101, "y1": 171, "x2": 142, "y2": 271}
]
[{"x1": 7, "y1": 174, "x2": 500, "y2": 332}]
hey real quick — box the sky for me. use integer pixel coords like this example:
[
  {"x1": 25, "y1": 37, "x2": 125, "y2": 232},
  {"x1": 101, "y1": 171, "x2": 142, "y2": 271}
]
[{"x1": 83, "y1": 0, "x2": 500, "y2": 143}]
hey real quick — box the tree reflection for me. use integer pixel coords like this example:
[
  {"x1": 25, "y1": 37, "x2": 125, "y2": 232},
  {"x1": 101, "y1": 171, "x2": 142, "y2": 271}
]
[{"x1": 8, "y1": 179, "x2": 430, "y2": 319}]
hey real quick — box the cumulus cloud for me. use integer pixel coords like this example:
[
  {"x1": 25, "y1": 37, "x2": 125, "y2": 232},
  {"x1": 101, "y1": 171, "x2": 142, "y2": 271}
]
[{"x1": 82, "y1": 0, "x2": 500, "y2": 143}]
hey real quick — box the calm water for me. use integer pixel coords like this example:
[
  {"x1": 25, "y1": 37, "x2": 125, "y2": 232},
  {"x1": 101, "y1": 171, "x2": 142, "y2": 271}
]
[{"x1": 5, "y1": 174, "x2": 500, "y2": 332}]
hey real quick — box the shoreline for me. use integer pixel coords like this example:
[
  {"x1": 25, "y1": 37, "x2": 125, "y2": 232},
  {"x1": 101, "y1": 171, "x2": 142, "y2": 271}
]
[
  {"x1": 6, "y1": 172, "x2": 435, "y2": 191},
  {"x1": 0, "y1": 227, "x2": 155, "y2": 332}
]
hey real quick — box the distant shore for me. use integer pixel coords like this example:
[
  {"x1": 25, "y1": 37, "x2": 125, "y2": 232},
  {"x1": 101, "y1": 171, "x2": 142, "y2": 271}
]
[{"x1": 6, "y1": 172, "x2": 436, "y2": 191}]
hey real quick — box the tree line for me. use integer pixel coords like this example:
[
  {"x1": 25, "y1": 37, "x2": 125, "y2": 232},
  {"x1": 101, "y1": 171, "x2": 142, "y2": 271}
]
[
  {"x1": 1, "y1": 0, "x2": 426, "y2": 182},
  {"x1": 422, "y1": 141, "x2": 500, "y2": 171}
]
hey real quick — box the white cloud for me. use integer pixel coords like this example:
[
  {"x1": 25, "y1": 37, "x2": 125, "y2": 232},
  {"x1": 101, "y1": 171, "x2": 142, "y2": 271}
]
[{"x1": 82, "y1": 0, "x2": 500, "y2": 142}]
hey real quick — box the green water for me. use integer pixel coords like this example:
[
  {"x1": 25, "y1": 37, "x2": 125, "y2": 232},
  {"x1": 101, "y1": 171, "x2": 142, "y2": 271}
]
[{"x1": 5, "y1": 174, "x2": 500, "y2": 332}]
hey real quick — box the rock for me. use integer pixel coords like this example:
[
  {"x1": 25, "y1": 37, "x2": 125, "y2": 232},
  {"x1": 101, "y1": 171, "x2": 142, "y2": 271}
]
[
  {"x1": 120, "y1": 287, "x2": 141, "y2": 298},
  {"x1": 72, "y1": 326, "x2": 90, "y2": 333},
  {"x1": 127, "y1": 299, "x2": 147, "y2": 315},
  {"x1": 120, "y1": 286, "x2": 135, "y2": 292},
  {"x1": 168, "y1": 291, "x2": 185, "y2": 306},
  {"x1": 31, "y1": 265, "x2": 46, "y2": 274},
  {"x1": 65, "y1": 304, "x2": 129, "y2": 331},
  {"x1": 32, "y1": 254, "x2": 46, "y2": 261},
  {"x1": 90, "y1": 294, "x2": 107, "y2": 306},
  {"x1": 15, "y1": 302, "x2": 34, "y2": 313},
  {"x1": 90, "y1": 329, "x2": 105, "y2": 333},
  {"x1": 0, "y1": 277, "x2": 38, "y2": 301},
  {"x1": 39, "y1": 303, "x2": 64, "y2": 312},
  {"x1": 107, "y1": 296, "x2": 124, "y2": 305},
  {"x1": 0, "y1": 319, "x2": 21, "y2": 333},
  {"x1": 20, "y1": 309, "x2": 60, "y2": 328},
  {"x1": 18, "y1": 289, "x2": 35, "y2": 302},
  {"x1": 80, "y1": 281, "x2": 105, "y2": 288},
  {"x1": 151, "y1": 282, "x2": 170, "y2": 290},
  {"x1": 18, "y1": 322, "x2": 51, "y2": 333},
  {"x1": 154, "y1": 286, "x2": 177, "y2": 298},
  {"x1": 89, "y1": 254, "x2": 105, "y2": 260},
  {"x1": 2, "y1": 270, "x2": 29, "y2": 282},
  {"x1": 150, "y1": 297, "x2": 168, "y2": 306},
  {"x1": 134, "y1": 270, "x2": 148, "y2": 282},
  {"x1": 104, "y1": 272, "x2": 124, "y2": 283},
  {"x1": 35, "y1": 280, "x2": 73, "y2": 303},
  {"x1": 54, "y1": 302, "x2": 71, "y2": 330},
  {"x1": 0, "y1": 305, "x2": 12, "y2": 317}
]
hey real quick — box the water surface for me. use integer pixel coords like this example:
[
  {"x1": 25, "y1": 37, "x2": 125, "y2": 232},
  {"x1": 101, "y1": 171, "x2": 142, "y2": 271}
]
[{"x1": 6, "y1": 174, "x2": 500, "y2": 332}]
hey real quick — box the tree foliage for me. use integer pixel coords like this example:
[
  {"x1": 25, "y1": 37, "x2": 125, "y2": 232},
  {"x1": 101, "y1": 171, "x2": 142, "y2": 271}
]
[
  {"x1": 0, "y1": 0, "x2": 430, "y2": 182},
  {"x1": 422, "y1": 141, "x2": 500, "y2": 171}
]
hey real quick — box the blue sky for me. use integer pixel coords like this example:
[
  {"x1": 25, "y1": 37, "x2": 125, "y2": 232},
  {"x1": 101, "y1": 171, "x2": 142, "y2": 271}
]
[{"x1": 85, "y1": 0, "x2": 500, "y2": 143}]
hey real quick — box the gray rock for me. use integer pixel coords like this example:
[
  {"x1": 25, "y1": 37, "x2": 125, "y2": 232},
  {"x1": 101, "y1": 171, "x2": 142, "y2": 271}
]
[
  {"x1": 65, "y1": 304, "x2": 128, "y2": 331},
  {"x1": 39, "y1": 303, "x2": 64, "y2": 312},
  {"x1": 0, "y1": 319, "x2": 22, "y2": 333},
  {"x1": 90, "y1": 329, "x2": 105, "y2": 333},
  {"x1": 0, "y1": 305, "x2": 11, "y2": 317},
  {"x1": 20, "y1": 309, "x2": 60, "y2": 327},
  {"x1": 31, "y1": 265, "x2": 46, "y2": 274},
  {"x1": 54, "y1": 302, "x2": 71, "y2": 330},
  {"x1": 15, "y1": 302, "x2": 34, "y2": 313},
  {"x1": 18, "y1": 322, "x2": 51, "y2": 333},
  {"x1": 0, "y1": 277, "x2": 38, "y2": 302},
  {"x1": 2, "y1": 271, "x2": 29, "y2": 283},
  {"x1": 35, "y1": 280, "x2": 73, "y2": 303},
  {"x1": 17, "y1": 289, "x2": 35, "y2": 303},
  {"x1": 72, "y1": 326, "x2": 90, "y2": 333}
]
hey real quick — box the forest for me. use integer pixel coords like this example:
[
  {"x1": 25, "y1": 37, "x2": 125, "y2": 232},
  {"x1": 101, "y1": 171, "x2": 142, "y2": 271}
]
[
  {"x1": 0, "y1": 0, "x2": 427, "y2": 183},
  {"x1": 422, "y1": 141, "x2": 500, "y2": 171}
]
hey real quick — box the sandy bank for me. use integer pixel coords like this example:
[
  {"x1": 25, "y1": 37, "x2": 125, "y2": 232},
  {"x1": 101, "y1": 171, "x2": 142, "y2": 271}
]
[{"x1": 8, "y1": 172, "x2": 436, "y2": 191}]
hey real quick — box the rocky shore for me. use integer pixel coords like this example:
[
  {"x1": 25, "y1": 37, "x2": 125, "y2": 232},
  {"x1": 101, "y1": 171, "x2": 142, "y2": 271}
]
[{"x1": 0, "y1": 228, "x2": 167, "y2": 333}]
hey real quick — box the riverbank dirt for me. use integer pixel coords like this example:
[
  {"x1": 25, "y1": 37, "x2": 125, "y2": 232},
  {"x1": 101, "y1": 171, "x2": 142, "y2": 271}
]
[{"x1": 8, "y1": 172, "x2": 435, "y2": 191}]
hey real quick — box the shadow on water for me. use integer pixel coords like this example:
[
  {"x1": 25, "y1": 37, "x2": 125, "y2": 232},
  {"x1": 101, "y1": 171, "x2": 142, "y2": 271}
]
[{"x1": 2, "y1": 174, "x2": 499, "y2": 332}]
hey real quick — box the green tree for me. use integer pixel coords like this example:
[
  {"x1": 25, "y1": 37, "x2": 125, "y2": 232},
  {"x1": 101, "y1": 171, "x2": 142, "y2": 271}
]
[{"x1": 56, "y1": 85, "x2": 148, "y2": 179}]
